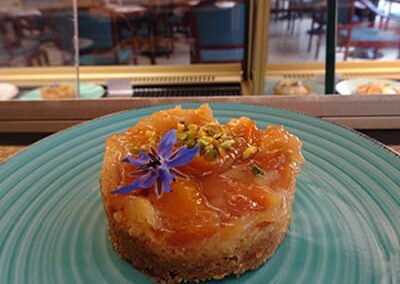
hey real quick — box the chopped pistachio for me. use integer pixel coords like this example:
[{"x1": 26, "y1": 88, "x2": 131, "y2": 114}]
[
  {"x1": 205, "y1": 128, "x2": 215, "y2": 136},
  {"x1": 174, "y1": 122, "x2": 237, "y2": 158},
  {"x1": 188, "y1": 124, "x2": 198, "y2": 132},
  {"x1": 198, "y1": 138, "x2": 210, "y2": 146},
  {"x1": 252, "y1": 165, "x2": 264, "y2": 175},
  {"x1": 145, "y1": 130, "x2": 155, "y2": 138},
  {"x1": 202, "y1": 136, "x2": 214, "y2": 144},
  {"x1": 186, "y1": 138, "x2": 196, "y2": 148},
  {"x1": 131, "y1": 147, "x2": 141, "y2": 154},
  {"x1": 207, "y1": 149, "x2": 217, "y2": 159},
  {"x1": 220, "y1": 139, "x2": 235, "y2": 150},
  {"x1": 205, "y1": 144, "x2": 214, "y2": 151},
  {"x1": 186, "y1": 132, "x2": 195, "y2": 139},
  {"x1": 176, "y1": 132, "x2": 187, "y2": 140},
  {"x1": 243, "y1": 146, "x2": 258, "y2": 159},
  {"x1": 186, "y1": 131, "x2": 197, "y2": 140},
  {"x1": 213, "y1": 133, "x2": 223, "y2": 140},
  {"x1": 177, "y1": 122, "x2": 185, "y2": 131}
]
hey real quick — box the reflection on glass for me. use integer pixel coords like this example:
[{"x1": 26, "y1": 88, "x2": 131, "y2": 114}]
[
  {"x1": 0, "y1": 0, "x2": 248, "y2": 68},
  {"x1": 77, "y1": 0, "x2": 247, "y2": 65},
  {"x1": 337, "y1": 0, "x2": 399, "y2": 61},
  {"x1": 0, "y1": 0, "x2": 77, "y2": 100},
  {"x1": 265, "y1": 0, "x2": 327, "y2": 95},
  {"x1": 0, "y1": 0, "x2": 74, "y2": 67},
  {"x1": 335, "y1": 0, "x2": 400, "y2": 95},
  {"x1": 0, "y1": 0, "x2": 247, "y2": 100}
]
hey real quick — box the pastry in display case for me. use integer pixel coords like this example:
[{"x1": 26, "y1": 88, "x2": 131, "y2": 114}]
[
  {"x1": 356, "y1": 82, "x2": 400, "y2": 95},
  {"x1": 40, "y1": 83, "x2": 76, "y2": 100},
  {"x1": 336, "y1": 79, "x2": 400, "y2": 95},
  {"x1": 273, "y1": 80, "x2": 313, "y2": 96}
]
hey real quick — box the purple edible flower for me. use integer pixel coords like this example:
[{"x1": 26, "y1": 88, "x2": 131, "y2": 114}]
[{"x1": 112, "y1": 129, "x2": 199, "y2": 198}]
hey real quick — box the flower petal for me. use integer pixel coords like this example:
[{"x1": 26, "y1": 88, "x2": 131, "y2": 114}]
[
  {"x1": 158, "y1": 129, "x2": 177, "y2": 158},
  {"x1": 111, "y1": 184, "x2": 141, "y2": 194},
  {"x1": 122, "y1": 153, "x2": 150, "y2": 167},
  {"x1": 166, "y1": 145, "x2": 199, "y2": 168},
  {"x1": 112, "y1": 171, "x2": 157, "y2": 194},
  {"x1": 159, "y1": 168, "x2": 175, "y2": 193}
]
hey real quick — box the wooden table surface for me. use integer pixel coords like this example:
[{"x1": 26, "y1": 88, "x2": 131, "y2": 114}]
[
  {"x1": 0, "y1": 145, "x2": 26, "y2": 163},
  {"x1": 0, "y1": 144, "x2": 399, "y2": 164}
]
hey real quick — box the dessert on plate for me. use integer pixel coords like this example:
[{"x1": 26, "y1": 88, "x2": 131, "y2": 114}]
[
  {"x1": 355, "y1": 81, "x2": 400, "y2": 95},
  {"x1": 100, "y1": 104, "x2": 304, "y2": 283},
  {"x1": 273, "y1": 79, "x2": 313, "y2": 95},
  {"x1": 40, "y1": 83, "x2": 76, "y2": 99}
]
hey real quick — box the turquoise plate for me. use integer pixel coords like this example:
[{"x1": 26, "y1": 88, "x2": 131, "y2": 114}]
[
  {"x1": 0, "y1": 103, "x2": 399, "y2": 283},
  {"x1": 19, "y1": 82, "x2": 104, "y2": 100}
]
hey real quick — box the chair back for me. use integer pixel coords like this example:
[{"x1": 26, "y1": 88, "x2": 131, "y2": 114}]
[
  {"x1": 190, "y1": 1, "x2": 246, "y2": 48},
  {"x1": 47, "y1": 10, "x2": 74, "y2": 51},
  {"x1": 79, "y1": 9, "x2": 114, "y2": 51},
  {"x1": 338, "y1": 0, "x2": 355, "y2": 25}
]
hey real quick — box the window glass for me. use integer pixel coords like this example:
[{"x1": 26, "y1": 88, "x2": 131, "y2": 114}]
[
  {"x1": 335, "y1": 0, "x2": 400, "y2": 96},
  {"x1": 0, "y1": 0, "x2": 78, "y2": 100},
  {"x1": 265, "y1": 0, "x2": 327, "y2": 96},
  {"x1": 76, "y1": 0, "x2": 248, "y2": 66},
  {"x1": 0, "y1": 0, "x2": 249, "y2": 100}
]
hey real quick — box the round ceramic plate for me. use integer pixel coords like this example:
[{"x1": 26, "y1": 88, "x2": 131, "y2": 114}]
[
  {"x1": 0, "y1": 103, "x2": 399, "y2": 284},
  {"x1": 264, "y1": 80, "x2": 325, "y2": 96},
  {"x1": 336, "y1": 78, "x2": 400, "y2": 95},
  {"x1": 19, "y1": 82, "x2": 104, "y2": 100}
]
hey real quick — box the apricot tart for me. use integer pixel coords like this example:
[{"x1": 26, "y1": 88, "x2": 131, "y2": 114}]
[
  {"x1": 100, "y1": 105, "x2": 304, "y2": 283},
  {"x1": 41, "y1": 83, "x2": 76, "y2": 99}
]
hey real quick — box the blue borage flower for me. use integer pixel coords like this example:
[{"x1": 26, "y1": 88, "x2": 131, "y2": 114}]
[{"x1": 112, "y1": 129, "x2": 199, "y2": 198}]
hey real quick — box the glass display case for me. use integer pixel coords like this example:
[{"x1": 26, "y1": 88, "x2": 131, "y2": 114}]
[
  {"x1": 265, "y1": 0, "x2": 400, "y2": 95},
  {"x1": 266, "y1": 0, "x2": 327, "y2": 95},
  {"x1": 0, "y1": 0, "x2": 78, "y2": 99},
  {"x1": 0, "y1": 0, "x2": 248, "y2": 95},
  {"x1": 0, "y1": 0, "x2": 399, "y2": 133}
]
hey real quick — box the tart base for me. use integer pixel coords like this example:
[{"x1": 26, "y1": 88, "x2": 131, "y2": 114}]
[{"x1": 108, "y1": 215, "x2": 291, "y2": 284}]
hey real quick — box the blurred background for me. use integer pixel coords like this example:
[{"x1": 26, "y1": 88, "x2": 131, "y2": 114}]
[
  {"x1": 0, "y1": 0, "x2": 399, "y2": 98},
  {"x1": 0, "y1": 0, "x2": 399, "y2": 155}
]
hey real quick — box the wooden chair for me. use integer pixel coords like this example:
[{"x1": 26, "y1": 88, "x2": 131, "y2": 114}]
[
  {"x1": 307, "y1": 4, "x2": 326, "y2": 59},
  {"x1": 27, "y1": 49, "x2": 49, "y2": 66},
  {"x1": 47, "y1": 8, "x2": 136, "y2": 65},
  {"x1": 188, "y1": 0, "x2": 246, "y2": 63},
  {"x1": 275, "y1": 0, "x2": 287, "y2": 20},
  {"x1": 113, "y1": 4, "x2": 176, "y2": 65},
  {"x1": 382, "y1": 0, "x2": 400, "y2": 28},
  {"x1": 286, "y1": 0, "x2": 309, "y2": 33},
  {"x1": 337, "y1": 0, "x2": 400, "y2": 60}
]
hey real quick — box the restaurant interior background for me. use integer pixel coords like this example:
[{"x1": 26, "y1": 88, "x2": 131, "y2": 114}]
[{"x1": 0, "y1": 0, "x2": 399, "y2": 146}]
